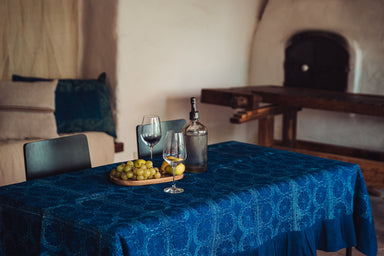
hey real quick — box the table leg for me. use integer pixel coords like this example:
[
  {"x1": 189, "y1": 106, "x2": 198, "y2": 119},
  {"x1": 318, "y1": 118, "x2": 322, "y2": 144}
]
[
  {"x1": 345, "y1": 247, "x2": 352, "y2": 256},
  {"x1": 282, "y1": 108, "x2": 298, "y2": 147},
  {"x1": 258, "y1": 115, "x2": 274, "y2": 147}
]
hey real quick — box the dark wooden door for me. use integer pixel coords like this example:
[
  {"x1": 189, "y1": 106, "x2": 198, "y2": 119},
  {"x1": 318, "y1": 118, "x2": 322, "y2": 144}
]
[{"x1": 284, "y1": 32, "x2": 349, "y2": 92}]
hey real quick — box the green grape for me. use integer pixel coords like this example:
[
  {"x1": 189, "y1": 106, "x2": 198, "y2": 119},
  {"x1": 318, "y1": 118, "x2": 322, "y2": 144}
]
[
  {"x1": 110, "y1": 169, "x2": 117, "y2": 177},
  {"x1": 112, "y1": 162, "x2": 162, "y2": 181},
  {"x1": 149, "y1": 168, "x2": 156, "y2": 176},
  {"x1": 137, "y1": 169, "x2": 144, "y2": 176},
  {"x1": 121, "y1": 173, "x2": 128, "y2": 180},
  {"x1": 126, "y1": 171, "x2": 134, "y2": 179},
  {"x1": 116, "y1": 164, "x2": 124, "y2": 172},
  {"x1": 144, "y1": 169, "x2": 151, "y2": 178},
  {"x1": 124, "y1": 165, "x2": 132, "y2": 172},
  {"x1": 145, "y1": 161, "x2": 153, "y2": 168},
  {"x1": 134, "y1": 159, "x2": 146, "y2": 168}
]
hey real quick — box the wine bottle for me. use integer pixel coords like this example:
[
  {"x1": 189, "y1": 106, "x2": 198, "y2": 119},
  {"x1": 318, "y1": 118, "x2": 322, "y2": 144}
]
[{"x1": 182, "y1": 97, "x2": 208, "y2": 173}]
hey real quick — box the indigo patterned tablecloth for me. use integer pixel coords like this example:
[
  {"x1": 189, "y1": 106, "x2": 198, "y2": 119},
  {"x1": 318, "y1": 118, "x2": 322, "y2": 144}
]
[{"x1": 0, "y1": 141, "x2": 377, "y2": 256}]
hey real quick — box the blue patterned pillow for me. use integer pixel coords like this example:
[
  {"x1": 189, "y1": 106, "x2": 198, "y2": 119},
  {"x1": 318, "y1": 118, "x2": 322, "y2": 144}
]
[{"x1": 12, "y1": 73, "x2": 116, "y2": 137}]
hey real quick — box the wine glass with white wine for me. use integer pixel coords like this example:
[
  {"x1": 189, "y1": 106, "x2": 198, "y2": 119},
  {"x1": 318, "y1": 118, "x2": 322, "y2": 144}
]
[
  {"x1": 140, "y1": 115, "x2": 162, "y2": 159},
  {"x1": 163, "y1": 130, "x2": 187, "y2": 194}
]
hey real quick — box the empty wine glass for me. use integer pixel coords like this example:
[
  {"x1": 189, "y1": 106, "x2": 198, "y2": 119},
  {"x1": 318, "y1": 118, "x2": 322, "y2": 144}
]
[
  {"x1": 163, "y1": 130, "x2": 187, "y2": 194},
  {"x1": 140, "y1": 115, "x2": 162, "y2": 159}
]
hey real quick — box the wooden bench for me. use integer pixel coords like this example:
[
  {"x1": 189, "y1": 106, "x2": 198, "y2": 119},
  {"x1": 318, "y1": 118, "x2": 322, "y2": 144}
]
[{"x1": 201, "y1": 85, "x2": 384, "y2": 189}]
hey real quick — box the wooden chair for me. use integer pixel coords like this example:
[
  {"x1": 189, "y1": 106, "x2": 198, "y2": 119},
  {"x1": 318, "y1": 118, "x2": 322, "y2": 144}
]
[
  {"x1": 24, "y1": 134, "x2": 91, "y2": 180},
  {"x1": 136, "y1": 119, "x2": 187, "y2": 159}
]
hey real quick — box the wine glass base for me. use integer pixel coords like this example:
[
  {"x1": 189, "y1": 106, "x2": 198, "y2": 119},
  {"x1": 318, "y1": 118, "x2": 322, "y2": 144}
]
[{"x1": 164, "y1": 186, "x2": 184, "y2": 194}]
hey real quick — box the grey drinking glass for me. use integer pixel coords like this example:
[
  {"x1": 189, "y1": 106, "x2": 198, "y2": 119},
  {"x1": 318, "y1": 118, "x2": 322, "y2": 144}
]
[
  {"x1": 163, "y1": 130, "x2": 186, "y2": 194},
  {"x1": 140, "y1": 115, "x2": 161, "y2": 160}
]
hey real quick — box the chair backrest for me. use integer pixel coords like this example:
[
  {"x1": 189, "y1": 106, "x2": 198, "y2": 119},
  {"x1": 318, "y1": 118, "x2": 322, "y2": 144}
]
[
  {"x1": 24, "y1": 134, "x2": 91, "y2": 180},
  {"x1": 136, "y1": 118, "x2": 187, "y2": 159}
]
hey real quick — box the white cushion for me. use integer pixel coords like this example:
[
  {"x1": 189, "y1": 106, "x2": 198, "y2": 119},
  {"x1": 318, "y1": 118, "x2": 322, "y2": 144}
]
[{"x1": 0, "y1": 80, "x2": 59, "y2": 140}]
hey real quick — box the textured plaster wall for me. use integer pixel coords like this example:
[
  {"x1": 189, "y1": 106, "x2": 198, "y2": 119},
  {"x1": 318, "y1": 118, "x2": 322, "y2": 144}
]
[
  {"x1": 115, "y1": 0, "x2": 265, "y2": 161},
  {"x1": 80, "y1": 0, "x2": 118, "y2": 112},
  {"x1": 249, "y1": 0, "x2": 384, "y2": 151}
]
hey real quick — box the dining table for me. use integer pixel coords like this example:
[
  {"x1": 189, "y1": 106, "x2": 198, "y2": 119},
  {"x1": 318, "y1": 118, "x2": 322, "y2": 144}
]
[{"x1": 0, "y1": 141, "x2": 377, "y2": 256}]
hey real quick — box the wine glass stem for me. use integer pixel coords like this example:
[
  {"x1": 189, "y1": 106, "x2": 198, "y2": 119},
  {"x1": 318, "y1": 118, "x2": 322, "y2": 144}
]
[
  {"x1": 172, "y1": 164, "x2": 176, "y2": 187},
  {"x1": 150, "y1": 147, "x2": 153, "y2": 160}
]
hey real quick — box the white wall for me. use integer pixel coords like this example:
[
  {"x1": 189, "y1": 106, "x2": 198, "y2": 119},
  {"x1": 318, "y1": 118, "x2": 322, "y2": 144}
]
[
  {"x1": 80, "y1": 0, "x2": 118, "y2": 113},
  {"x1": 115, "y1": 0, "x2": 265, "y2": 162},
  {"x1": 249, "y1": 0, "x2": 384, "y2": 152}
]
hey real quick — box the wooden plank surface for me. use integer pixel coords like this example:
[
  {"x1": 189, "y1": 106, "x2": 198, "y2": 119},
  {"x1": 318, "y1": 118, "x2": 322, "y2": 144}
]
[
  {"x1": 230, "y1": 105, "x2": 282, "y2": 124},
  {"x1": 251, "y1": 85, "x2": 384, "y2": 117},
  {"x1": 201, "y1": 88, "x2": 261, "y2": 110},
  {"x1": 201, "y1": 85, "x2": 384, "y2": 116}
]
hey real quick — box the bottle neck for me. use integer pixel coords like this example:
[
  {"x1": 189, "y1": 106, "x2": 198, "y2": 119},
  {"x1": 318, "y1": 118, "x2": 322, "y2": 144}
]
[{"x1": 189, "y1": 97, "x2": 199, "y2": 121}]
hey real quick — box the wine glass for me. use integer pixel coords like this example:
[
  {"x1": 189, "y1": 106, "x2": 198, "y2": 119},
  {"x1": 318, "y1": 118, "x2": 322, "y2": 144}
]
[
  {"x1": 140, "y1": 115, "x2": 162, "y2": 159},
  {"x1": 163, "y1": 130, "x2": 187, "y2": 194}
]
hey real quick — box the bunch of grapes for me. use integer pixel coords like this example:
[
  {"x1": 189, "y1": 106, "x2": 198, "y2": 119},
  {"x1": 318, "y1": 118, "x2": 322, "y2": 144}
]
[{"x1": 110, "y1": 159, "x2": 162, "y2": 181}]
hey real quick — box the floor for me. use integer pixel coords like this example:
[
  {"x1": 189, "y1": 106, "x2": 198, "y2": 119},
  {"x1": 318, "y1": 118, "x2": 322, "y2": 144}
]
[{"x1": 317, "y1": 188, "x2": 384, "y2": 256}]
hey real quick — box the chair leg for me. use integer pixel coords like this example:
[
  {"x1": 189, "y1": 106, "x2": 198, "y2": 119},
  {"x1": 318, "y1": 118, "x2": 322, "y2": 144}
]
[{"x1": 345, "y1": 247, "x2": 352, "y2": 256}]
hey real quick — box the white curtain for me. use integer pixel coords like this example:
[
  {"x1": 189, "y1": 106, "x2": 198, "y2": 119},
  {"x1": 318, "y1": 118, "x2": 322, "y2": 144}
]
[{"x1": 0, "y1": 0, "x2": 79, "y2": 80}]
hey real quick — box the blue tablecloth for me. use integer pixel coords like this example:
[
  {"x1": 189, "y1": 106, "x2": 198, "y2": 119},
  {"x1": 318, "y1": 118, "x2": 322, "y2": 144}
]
[{"x1": 0, "y1": 141, "x2": 377, "y2": 256}]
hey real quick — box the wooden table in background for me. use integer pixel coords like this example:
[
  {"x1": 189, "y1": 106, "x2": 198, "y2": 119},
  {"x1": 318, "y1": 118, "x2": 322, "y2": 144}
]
[{"x1": 201, "y1": 85, "x2": 384, "y2": 189}]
